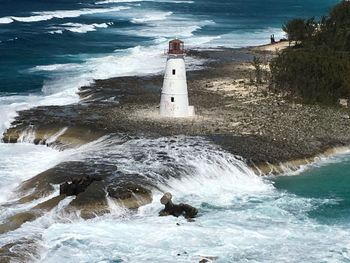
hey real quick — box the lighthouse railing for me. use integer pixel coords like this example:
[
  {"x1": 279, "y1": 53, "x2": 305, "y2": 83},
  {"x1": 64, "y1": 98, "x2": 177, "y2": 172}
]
[{"x1": 164, "y1": 48, "x2": 187, "y2": 56}]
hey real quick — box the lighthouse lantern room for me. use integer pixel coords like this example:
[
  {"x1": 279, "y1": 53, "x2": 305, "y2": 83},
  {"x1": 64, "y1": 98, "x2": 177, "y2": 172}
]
[{"x1": 160, "y1": 39, "x2": 195, "y2": 117}]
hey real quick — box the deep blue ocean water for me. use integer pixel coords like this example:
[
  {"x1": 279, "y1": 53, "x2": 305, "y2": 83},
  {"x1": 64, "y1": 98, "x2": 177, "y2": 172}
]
[{"x1": 0, "y1": 0, "x2": 339, "y2": 94}]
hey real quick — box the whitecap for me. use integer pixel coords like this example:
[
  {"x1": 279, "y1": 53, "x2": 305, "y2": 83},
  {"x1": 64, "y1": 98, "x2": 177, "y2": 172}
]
[
  {"x1": 0, "y1": 143, "x2": 67, "y2": 204},
  {"x1": 31, "y1": 63, "x2": 80, "y2": 72},
  {"x1": 2, "y1": 136, "x2": 348, "y2": 263},
  {"x1": 131, "y1": 11, "x2": 173, "y2": 23},
  {"x1": 59, "y1": 22, "x2": 111, "y2": 34},
  {"x1": 9, "y1": 6, "x2": 129, "y2": 24},
  {"x1": 96, "y1": 0, "x2": 142, "y2": 3},
  {"x1": 49, "y1": 30, "x2": 63, "y2": 34},
  {"x1": 0, "y1": 16, "x2": 13, "y2": 24},
  {"x1": 95, "y1": 0, "x2": 194, "y2": 4}
]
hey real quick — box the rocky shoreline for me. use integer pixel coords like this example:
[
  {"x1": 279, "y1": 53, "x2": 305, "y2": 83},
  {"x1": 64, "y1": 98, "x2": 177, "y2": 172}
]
[
  {"x1": 2, "y1": 44, "x2": 350, "y2": 247},
  {"x1": 4, "y1": 46, "x2": 350, "y2": 165}
]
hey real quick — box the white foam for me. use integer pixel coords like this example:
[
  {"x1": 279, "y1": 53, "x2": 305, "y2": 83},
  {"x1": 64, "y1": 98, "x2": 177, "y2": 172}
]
[
  {"x1": 17, "y1": 127, "x2": 37, "y2": 144},
  {"x1": 49, "y1": 30, "x2": 63, "y2": 34},
  {"x1": 0, "y1": 143, "x2": 65, "y2": 204},
  {"x1": 0, "y1": 16, "x2": 13, "y2": 24},
  {"x1": 0, "y1": 87, "x2": 79, "y2": 137},
  {"x1": 1, "y1": 136, "x2": 348, "y2": 262},
  {"x1": 45, "y1": 127, "x2": 69, "y2": 145},
  {"x1": 31, "y1": 45, "x2": 165, "y2": 95},
  {"x1": 131, "y1": 11, "x2": 173, "y2": 23},
  {"x1": 123, "y1": 9, "x2": 214, "y2": 40},
  {"x1": 96, "y1": 0, "x2": 143, "y2": 3},
  {"x1": 66, "y1": 22, "x2": 109, "y2": 33},
  {"x1": 31, "y1": 63, "x2": 79, "y2": 72},
  {"x1": 7, "y1": 6, "x2": 129, "y2": 24},
  {"x1": 48, "y1": 22, "x2": 111, "y2": 34},
  {"x1": 95, "y1": 0, "x2": 194, "y2": 4}
]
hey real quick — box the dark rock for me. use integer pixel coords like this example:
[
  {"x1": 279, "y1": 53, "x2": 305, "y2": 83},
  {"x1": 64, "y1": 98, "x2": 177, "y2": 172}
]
[
  {"x1": 106, "y1": 181, "x2": 153, "y2": 209},
  {"x1": 0, "y1": 195, "x2": 66, "y2": 235},
  {"x1": 0, "y1": 238, "x2": 40, "y2": 263},
  {"x1": 67, "y1": 181, "x2": 109, "y2": 219},
  {"x1": 69, "y1": 181, "x2": 107, "y2": 207},
  {"x1": 59, "y1": 175, "x2": 102, "y2": 196},
  {"x1": 199, "y1": 256, "x2": 218, "y2": 263},
  {"x1": 107, "y1": 181, "x2": 151, "y2": 200},
  {"x1": 18, "y1": 161, "x2": 112, "y2": 202},
  {"x1": 159, "y1": 192, "x2": 198, "y2": 219},
  {"x1": 0, "y1": 212, "x2": 38, "y2": 235}
]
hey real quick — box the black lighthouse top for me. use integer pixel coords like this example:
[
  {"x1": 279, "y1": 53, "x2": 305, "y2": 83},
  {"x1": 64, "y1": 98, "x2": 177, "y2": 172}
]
[{"x1": 168, "y1": 39, "x2": 184, "y2": 55}]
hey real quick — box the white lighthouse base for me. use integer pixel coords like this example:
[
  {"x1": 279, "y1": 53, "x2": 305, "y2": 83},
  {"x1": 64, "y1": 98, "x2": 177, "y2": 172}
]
[
  {"x1": 188, "y1": 106, "x2": 195, "y2": 117},
  {"x1": 159, "y1": 105, "x2": 195, "y2": 118}
]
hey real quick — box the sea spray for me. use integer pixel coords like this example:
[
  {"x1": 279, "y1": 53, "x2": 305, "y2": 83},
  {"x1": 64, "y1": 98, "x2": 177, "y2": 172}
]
[
  {"x1": 33, "y1": 136, "x2": 349, "y2": 262},
  {"x1": 0, "y1": 144, "x2": 67, "y2": 204},
  {"x1": 1, "y1": 135, "x2": 350, "y2": 262}
]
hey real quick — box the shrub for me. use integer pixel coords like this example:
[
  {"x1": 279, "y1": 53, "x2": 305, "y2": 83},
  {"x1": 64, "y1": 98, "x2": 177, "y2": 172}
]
[
  {"x1": 270, "y1": 49, "x2": 350, "y2": 104},
  {"x1": 270, "y1": 1, "x2": 350, "y2": 104}
]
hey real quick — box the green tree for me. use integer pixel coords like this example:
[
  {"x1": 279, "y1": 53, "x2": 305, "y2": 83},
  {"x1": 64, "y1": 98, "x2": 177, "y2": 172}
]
[
  {"x1": 282, "y1": 18, "x2": 307, "y2": 45},
  {"x1": 270, "y1": 1, "x2": 350, "y2": 105}
]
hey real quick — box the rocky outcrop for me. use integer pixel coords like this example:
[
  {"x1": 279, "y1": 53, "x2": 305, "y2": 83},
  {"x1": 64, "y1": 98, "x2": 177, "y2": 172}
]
[
  {"x1": 107, "y1": 181, "x2": 153, "y2": 209},
  {"x1": 0, "y1": 195, "x2": 66, "y2": 235},
  {"x1": 159, "y1": 192, "x2": 198, "y2": 219},
  {"x1": 59, "y1": 175, "x2": 103, "y2": 196},
  {"x1": 17, "y1": 161, "x2": 112, "y2": 202},
  {"x1": 3, "y1": 48, "x2": 350, "y2": 167},
  {"x1": 67, "y1": 180, "x2": 110, "y2": 219},
  {"x1": 2, "y1": 124, "x2": 105, "y2": 149},
  {"x1": 2, "y1": 47, "x2": 350, "y2": 235},
  {"x1": 0, "y1": 238, "x2": 41, "y2": 263},
  {"x1": 2, "y1": 161, "x2": 154, "y2": 228}
]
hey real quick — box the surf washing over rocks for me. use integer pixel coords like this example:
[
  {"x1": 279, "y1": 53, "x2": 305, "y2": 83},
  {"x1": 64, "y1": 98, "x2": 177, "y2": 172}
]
[
  {"x1": 1, "y1": 0, "x2": 349, "y2": 262},
  {"x1": 1, "y1": 136, "x2": 350, "y2": 262}
]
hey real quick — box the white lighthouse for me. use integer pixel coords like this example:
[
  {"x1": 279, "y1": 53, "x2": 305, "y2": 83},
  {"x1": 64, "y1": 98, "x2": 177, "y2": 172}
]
[{"x1": 160, "y1": 39, "x2": 195, "y2": 117}]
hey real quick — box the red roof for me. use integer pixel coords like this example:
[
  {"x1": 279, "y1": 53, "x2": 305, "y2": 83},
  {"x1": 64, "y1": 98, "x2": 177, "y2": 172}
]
[{"x1": 168, "y1": 39, "x2": 184, "y2": 55}]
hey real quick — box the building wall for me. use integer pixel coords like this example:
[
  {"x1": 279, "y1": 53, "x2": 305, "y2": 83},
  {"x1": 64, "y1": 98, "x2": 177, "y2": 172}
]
[{"x1": 160, "y1": 56, "x2": 192, "y2": 117}]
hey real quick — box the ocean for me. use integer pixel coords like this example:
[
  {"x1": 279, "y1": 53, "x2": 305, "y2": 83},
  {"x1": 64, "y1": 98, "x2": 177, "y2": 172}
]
[{"x1": 1, "y1": 0, "x2": 348, "y2": 262}]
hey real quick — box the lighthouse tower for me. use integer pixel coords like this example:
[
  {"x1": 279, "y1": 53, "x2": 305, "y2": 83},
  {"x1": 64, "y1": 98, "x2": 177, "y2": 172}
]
[{"x1": 160, "y1": 39, "x2": 195, "y2": 117}]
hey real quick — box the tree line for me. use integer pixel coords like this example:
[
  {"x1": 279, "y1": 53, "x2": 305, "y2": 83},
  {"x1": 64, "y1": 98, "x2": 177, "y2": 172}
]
[{"x1": 270, "y1": 0, "x2": 350, "y2": 105}]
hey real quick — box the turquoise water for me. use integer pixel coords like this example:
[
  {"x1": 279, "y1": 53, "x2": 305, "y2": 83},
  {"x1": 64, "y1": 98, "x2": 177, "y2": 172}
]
[{"x1": 273, "y1": 156, "x2": 350, "y2": 226}]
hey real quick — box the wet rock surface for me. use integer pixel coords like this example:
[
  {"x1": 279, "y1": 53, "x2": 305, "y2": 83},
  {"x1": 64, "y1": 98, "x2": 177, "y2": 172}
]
[
  {"x1": 3, "y1": 47, "x2": 349, "y2": 166},
  {"x1": 59, "y1": 175, "x2": 103, "y2": 196},
  {"x1": 159, "y1": 192, "x2": 198, "y2": 219},
  {"x1": 0, "y1": 238, "x2": 41, "y2": 263},
  {"x1": 0, "y1": 160, "x2": 154, "y2": 231},
  {"x1": 2, "y1": 47, "x2": 350, "y2": 225}
]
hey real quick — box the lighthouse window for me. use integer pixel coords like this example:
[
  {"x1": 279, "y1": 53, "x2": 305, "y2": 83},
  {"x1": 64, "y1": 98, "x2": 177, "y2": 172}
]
[
  {"x1": 172, "y1": 69, "x2": 176, "y2": 75},
  {"x1": 171, "y1": 97, "x2": 174, "y2": 102}
]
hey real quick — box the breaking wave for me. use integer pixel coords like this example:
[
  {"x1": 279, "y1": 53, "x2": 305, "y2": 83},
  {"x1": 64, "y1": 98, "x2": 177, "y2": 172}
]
[
  {"x1": 95, "y1": 0, "x2": 194, "y2": 4},
  {"x1": 0, "y1": 6, "x2": 129, "y2": 24},
  {"x1": 131, "y1": 11, "x2": 173, "y2": 23},
  {"x1": 0, "y1": 17, "x2": 13, "y2": 24},
  {"x1": 1, "y1": 135, "x2": 350, "y2": 262},
  {"x1": 49, "y1": 22, "x2": 112, "y2": 34}
]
